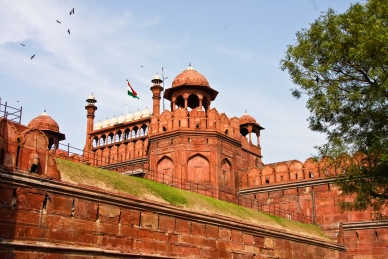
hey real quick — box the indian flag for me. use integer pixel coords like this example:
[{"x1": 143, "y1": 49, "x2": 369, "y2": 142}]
[{"x1": 127, "y1": 81, "x2": 139, "y2": 99}]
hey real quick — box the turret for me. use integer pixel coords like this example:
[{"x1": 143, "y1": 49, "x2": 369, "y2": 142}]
[
  {"x1": 150, "y1": 73, "x2": 163, "y2": 116},
  {"x1": 84, "y1": 94, "x2": 97, "y2": 153}
]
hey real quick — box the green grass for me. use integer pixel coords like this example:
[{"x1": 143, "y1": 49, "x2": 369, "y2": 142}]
[{"x1": 56, "y1": 158, "x2": 331, "y2": 241}]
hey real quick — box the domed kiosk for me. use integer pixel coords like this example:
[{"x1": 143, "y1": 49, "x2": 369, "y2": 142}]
[
  {"x1": 28, "y1": 111, "x2": 66, "y2": 150},
  {"x1": 164, "y1": 65, "x2": 218, "y2": 112}
]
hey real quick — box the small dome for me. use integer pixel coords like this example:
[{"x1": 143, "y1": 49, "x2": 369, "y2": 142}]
[
  {"x1": 125, "y1": 112, "x2": 134, "y2": 122},
  {"x1": 110, "y1": 116, "x2": 118, "y2": 126},
  {"x1": 86, "y1": 93, "x2": 97, "y2": 104},
  {"x1": 94, "y1": 119, "x2": 102, "y2": 130},
  {"x1": 151, "y1": 73, "x2": 163, "y2": 85},
  {"x1": 133, "y1": 109, "x2": 142, "y2": 120},
  {"x1": 117, "y1": 114, "x2": 125, "y2": 124},
  {"x1": 28, "y1": 110, "x2": 60, "y2": 132},
  {"x1": 142, "y1": 107, "x2": 151, "y2": 118},
  {"x1": 102, "y1": 118, "x2": 110, "y2": 128},
  {"x1": 172, "y1": 65, "x2": 209, "y2": 88},
  {"x1": 153, "y1": 74, "x2": 161, "y2": 80},
  {"x1": 240, "y1": 112, "x2": 256, "y2": 124}
]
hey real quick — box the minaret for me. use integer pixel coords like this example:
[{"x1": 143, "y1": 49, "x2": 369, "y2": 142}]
[
  {"x1": 84, "y1": 94, "x2": 97, "y2": 154},
  {"x1": 150, "y1": 74, "x2": 163, "y2": 116}
]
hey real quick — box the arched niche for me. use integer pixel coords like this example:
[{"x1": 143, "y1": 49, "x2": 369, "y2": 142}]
[
  {"x1": 220, "y1": 159, "x2": 232, "y2": 186},
  {"x1": 157, "y1": 156, "x2": 174, "y2": 184},
  {"x1": 187, "y1": 154, "x2": 210, "y2": 183}
]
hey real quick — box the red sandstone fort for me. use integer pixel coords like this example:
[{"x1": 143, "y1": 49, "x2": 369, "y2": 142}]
[{"x1": 0, "y1": 65, "x2": 387, "y2": 258}]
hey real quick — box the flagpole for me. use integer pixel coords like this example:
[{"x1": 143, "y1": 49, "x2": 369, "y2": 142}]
[
  {"x1": 162, "y1": 67, "x2": 165, "y2": 111},
  {"x1": 126, "y1": 79, "x2": 128, "y2": 115}
]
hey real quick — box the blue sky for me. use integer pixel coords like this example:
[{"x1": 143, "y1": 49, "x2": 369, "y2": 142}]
[{"x1": 0, "y1": 0, "x2": 359, "y2": 163}]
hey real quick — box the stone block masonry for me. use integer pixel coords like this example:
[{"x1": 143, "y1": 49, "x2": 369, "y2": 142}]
[{"x1": 0, "y1": 170, "x2": 345, "y2": 258}]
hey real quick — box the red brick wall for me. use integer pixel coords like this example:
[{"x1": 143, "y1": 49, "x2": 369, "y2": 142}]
[
  {"x1": 0, "y1": 172, "x2": 345, "y2": 259},
  {"x1": 241, "y1": 182, "x2": 388, "y2": 258}
]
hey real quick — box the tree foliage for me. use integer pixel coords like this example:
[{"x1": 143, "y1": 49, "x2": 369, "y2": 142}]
[{"x1": 280, "y1": 0, "x2": 388, "y2": 212}]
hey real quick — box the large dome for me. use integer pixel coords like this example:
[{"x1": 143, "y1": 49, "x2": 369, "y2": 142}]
[
  {"x1": 28, "y1": 111, "x2": 60, "y2": 132},
  {"x1": 172, "y1": 65, "x2": 209, "y2": 88}
]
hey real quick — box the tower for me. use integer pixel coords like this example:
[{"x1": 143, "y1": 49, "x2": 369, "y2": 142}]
[
  {"x1": 84, "y1": 94, "x2": 97, "y2": 155},
  {"x1": 150, "y1": 74, "x2": 163, "y2": 116}
]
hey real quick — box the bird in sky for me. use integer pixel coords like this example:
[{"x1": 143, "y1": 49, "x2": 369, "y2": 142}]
[
  {"x1": 69, "y1": 8, "x2": 74, "y2": 15},
  {"x1": 67, "y1": 29, "x2": 70, "y2": 35},
  {"x1": 20, "y1": 43, "x2": 25, "y2": 46},
  {"x1": 31, "y1": 54, "x2": 35, "y2": 60},
  {"x1": 56, "y1": 20, "x2": 61, "y2": 24},
  {"x1": 141, "y1": 65, "x2": 143, "y2": 67}
]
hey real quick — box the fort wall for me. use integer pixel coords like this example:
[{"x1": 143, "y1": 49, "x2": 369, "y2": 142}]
[{"x1": 0, "y1": 170, "x2": 345, "y2": 259}]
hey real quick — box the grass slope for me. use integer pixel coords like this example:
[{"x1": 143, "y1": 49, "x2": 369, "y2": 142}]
[{"x1": 57, "y1": 158, "x2": 330, "y2": 241}]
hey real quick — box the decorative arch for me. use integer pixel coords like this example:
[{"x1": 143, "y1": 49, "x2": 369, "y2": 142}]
[
  {"x1": 187, "y1": 154, "x2": 210, "y2": 183},
  {"x1": 157, "y1": 156, "x2": 174, "y2": 184},
  {"x1": 220, "y1": 158, "x2": 232, "y2": 186}
]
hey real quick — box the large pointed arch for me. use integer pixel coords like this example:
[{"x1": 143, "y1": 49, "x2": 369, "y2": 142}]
[
  {"x1": 187, "y1": 154, "x2": 210, "y2": 183},
  {"x1": 157, "y1": 156, "x2": 174, "y2": 184}
]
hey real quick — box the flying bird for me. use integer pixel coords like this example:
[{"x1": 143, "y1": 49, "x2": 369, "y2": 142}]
[
  {"x1": 20, "y1": 43, "x2": 25, "y2": 46},
  {"x1": 69, "y1": 8, "x2": 74, "y2": 15},
  {"x1": 141, "y1": 65, "x2": 143, "y2": 67},
  {"x1": 67, "y1": 29, "x2": 70, "y2": 35},
  {"x1": 56, "y1": 20, "x2": 61, "y2": 24},
  {"x1": 31, "y1": 54, "x2": 35, "y2": 60}
]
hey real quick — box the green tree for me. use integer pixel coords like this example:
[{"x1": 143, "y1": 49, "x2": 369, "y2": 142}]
[{"x1": 280, "y1": 0, "x2": 388, "y2": 212}]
